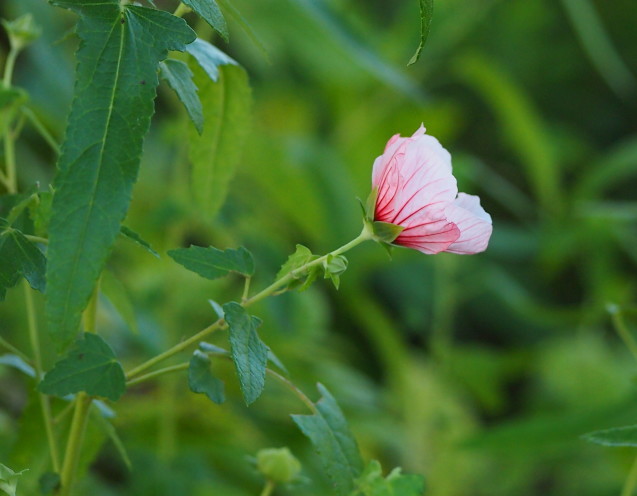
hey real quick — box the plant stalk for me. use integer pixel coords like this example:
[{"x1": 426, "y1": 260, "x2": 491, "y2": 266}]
[{"x1": 59, "y1": 393, "x2": 91, "y2": 496}]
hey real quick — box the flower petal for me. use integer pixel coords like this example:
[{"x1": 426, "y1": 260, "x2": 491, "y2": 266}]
[
  {"x1": 394, "y1": 216, "x2": 460, "y2": 254},
  {"x1": 443, "y1": 193, "x2": 492, "y2": 254}
]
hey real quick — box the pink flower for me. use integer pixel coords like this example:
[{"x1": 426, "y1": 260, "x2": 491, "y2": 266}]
[{"x1": 372, "y1": 125, "x2": 492, "y2": 255}]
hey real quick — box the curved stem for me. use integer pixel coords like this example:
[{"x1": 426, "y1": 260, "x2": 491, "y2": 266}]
[
  {"x1": 609, "y1": 305, "x2": 637, "y2": 362},
  {"x1": 126, "y1": 362, "x2": 189, "y2": 387},
  {"x1": 23, "y1": 282, "x2": 60, "y2": 472},
  {"x1": 125, "y1": 321, "x2": 224, "y2": 379},
  {"x1": 125, "y1": 228, "x2": 372, "y2": 380},
  {"x1": 0, "y1": 334, "x2": 32, "y2": 364},
  {"x1": 2, "y1": 47, "x2": 18, "y2": 88},
  {"x1": 266, "y1": 368, "x2": 317, "y2": 415}
]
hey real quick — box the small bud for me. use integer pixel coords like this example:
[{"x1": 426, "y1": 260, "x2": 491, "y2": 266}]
[
  {"x1": 2, "y1": 14, "x2": 41, "y2": 51},
  {"x1": 256, "y1": 447, "x2": 301, "y2": 484}
]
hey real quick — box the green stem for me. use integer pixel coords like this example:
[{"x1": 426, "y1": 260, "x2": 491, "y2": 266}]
[
  {"x1": 266, "y1": 368, "x2": 318, "y2": 414},
  {"x1": 608, "y1": 305, "x2": 637, "y2": 362},
  {"x1": 0, "y1": 334, "x2": 32, "y2": 364},
  {"x1": 3, "y1": 122, "x2": 17, "y2": 193},
  {"x1": 260, "y1": 480, "x2": 276, "y2": 496},
  {"x1": 173, "y1": 2, "x2": 191, "y2": 17},
  {"x1": 126, "y1": 362, "x2": 189, "y2": 387},
  {"x1": 125, "y1": 228, "x2": 372, "y2": 380},
  {"x1": 246, "y1": 227, "x2": 372, "y2": 307},
  {"x1": 241, "y1": 276, "x2": 251, "y2": 304},
  {"x1": 24, "y1": 234, "x2": 49, "y2": 244},
  {"x1": 2, "y1": 47, "x2": 18, "y2": 88},
  {"x1": 23, "y1": 282, "x2": 61, "y2": 472},
  {"x1": 126, "y1": 321, "x2": 224, "y2": 379},
  {"x1": 59, "y1": 393, "x2": 91, "y2": 496},
  {"x1": 22, "y1": 107, "x2": 59, "y2": 153},
  {"x1": 622, "y1": 455, "x2": 637, "y2": 496}
]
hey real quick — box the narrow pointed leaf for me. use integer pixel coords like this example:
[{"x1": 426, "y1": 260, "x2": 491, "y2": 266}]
[
  {"x1": 188, "y1": 350, "x2": 225, "y2": 404},
  {"x1": 583, "y1": 425, "x2": 637, "y2": 447},
  {"x1": 223, "y1": 302, "x2": 267, "y2": 405},
  {"x1": 188, "y1": 61, "x2": 251, "y2": 219},
  {"x1": 120, "y1": 226, "x2": 159, "y2": 258},
  {"x1": 168, "y1": 245, "x2": 254, "y2": 279},
  {"x1": 39, "y1": 333, "x2": 126, "y2": 402},
  {"x1": 160, "y1": 58, "x2": 203, "y2": 134},
  {"x1": 181, "y1": 0, "x2": 228, "y2": 41},
  {"x1": 0, "y1": 354, "x2": 36, "y2": 378},
  {"x1": 45, "y1": 1, "x2": 194, "y2": 350},
  {"x1": 407, "y1": 0, "x2": 434, "y2": 66},
  {"x1": 291, "y1": 383, "x2": 363, "y2": 495}
]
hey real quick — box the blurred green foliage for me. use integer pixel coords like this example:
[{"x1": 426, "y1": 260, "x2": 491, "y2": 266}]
[{"x1": 1, "y1": 0, "x2": 637, "y2": 495}]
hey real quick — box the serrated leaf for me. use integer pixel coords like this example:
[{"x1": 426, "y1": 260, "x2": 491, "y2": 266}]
[
  {"x1": 45, "y1": 1, "x2": 195, "y2": 351},
  {"x1": 39, "y1": 333, "x2": 126, "y2": 402},
  {"x1": 120, "y1": 226, "x2": 159, "y2": 258},
  {"x1": 0, "y1": 463, "x2": 28, "y2": 496},
  {"x1": 182, "y1": 0, "x2": 228, "y2": 41},
  {"x1": 223, "y1": 302, "x2": 267, "y2": 405},
  {"x1": 188, "y1": 61, "x2": 251, "y2": 219},
  {"x1": 407, "y1": 0, "x2": 433, "y2": 66},
  {"x1": 168, "y1": 245, "x2": 254, "y2": 280},
  {"x1": 215, "y1": 0, "x2": 269, "y2": 58},
  {"x1": 0, "y1": 354, "x2": 36, "y2": 378},
  {"x1": 186, "y1": 38, "x2": 237, "y2": 82},
  {"x1": 101, "y1": 270, "x2": 139, "y2": 334},
  {"x1": 276, "y1": 244, "x2": 320, "y2": 291},
  {"x1": 188, "y1": 349, "x2": 225, "y2": 404},
  {"x1": 160, "y1": 58, "x2": 203, "y2": 134},
  {"x1": 583, "y1": 425, "x2": 637, "y2": 447},
  {"x1": 0, "y1": 218, "x2": 46, "y2": 300},
  {"x1": 292, "y1": 383, "x2": 363, "y2": 495},
  {"x1": 351, "y1": 460, "x2": 425, "y2": 496}
]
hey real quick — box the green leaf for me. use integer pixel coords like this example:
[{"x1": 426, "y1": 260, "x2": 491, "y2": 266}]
[
  {"x1": 583, "y1": 424, "x2": 637, "y2": 447},
  {"x1": 168, "y1": 245, "x2": 254, "y2": 280},
  {"x1": 0, "y1": 463, "x2": 28, "y2": 496},
  {"x1": 276, "y1": 244, "x2": 320, "y2": 291},
  {"x1": 0, "y1": 218, "x2": 47, "y2": 300},
  {"x1": 45, "y1": 1, "x2": 195, "y2": 350},
  {"x1": 407, "y1": 0, "x2": 434, "y2": 66},
  {"x1": 292, "y1": 383, "x2": 364, "y2": 495},
  {"x1": 188, "y1": 61, "x2": 251, "y2": 219},
  {"x1": 186, "y1": 38, "x2": 237, "y2": 82},
  {"x1": 120, "y1": 226, "x2": 159, "y2": 258},
  {"x1": 188, "y1": 349, "x2": 225, "y2": 404},
  {"x1": 101, "y1": 270, "x2": 139, "y2": 334},
  {"x1": 350, "y1": 460, "x2": 425, "y2": 496},
  {"x1": 216, "y1": 0, "x2": 269, "y2": 58},
  {"x1": 223, "y1": 302, "x2": 268, "y2": 405},
  {"x1": 372, "y1": 221, "x2": 404, "y2": 244},
  {"x1": 39, "y1": 333, "x2": 126, "y2": 402},
  {"x1": 38, "y1": 472, "x2": 61, "y2": 495},
  {"x1": 160, "y1": 58, "x2": 203, "y2": 134},
  {"x1": 181, "y1": 0, "x2": 228, "y2": 41}
]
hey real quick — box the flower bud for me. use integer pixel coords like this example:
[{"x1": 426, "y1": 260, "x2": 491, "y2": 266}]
[
  {"x1": 2, "y1": 14, "x2": 41, "y2": 51},
  {"x1": 256, "y1": 447, "x2": 301, "y2": 483}
]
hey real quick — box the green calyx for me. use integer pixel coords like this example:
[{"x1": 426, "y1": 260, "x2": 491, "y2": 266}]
[
  {"x1": 360, "y1": 188, "x2": 404, "y2": 245},
  {"x1": 1, "y1": 14, "x2": 41, "y2": 51},
  {"x1": 256, "y1": 447, "x2": 301, "y2": 484}
]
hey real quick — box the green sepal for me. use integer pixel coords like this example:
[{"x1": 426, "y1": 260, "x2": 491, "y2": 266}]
[
  {"x1": 1, "y1": 14, "x2": 41, "y2": 50},
  {"x1": 323, "y1": 254, "x2": 348, "y2": 290},
  {"x1": 0, "y1": 463, "x2": 28, "y2": 496},
  {"x1": 372, "y1": 221, "x2": 404, "y2": 244},
  {"x1": 365, "y1": 188, "x2": 379, "y2": 221}
]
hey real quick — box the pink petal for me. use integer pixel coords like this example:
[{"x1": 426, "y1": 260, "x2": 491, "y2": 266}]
[
  {"x1": 394, "y1": 217, "x2": 460, "y2": 254},
  {"x1": 443, "y1": 193, "x2": 492, "y2": 254}
]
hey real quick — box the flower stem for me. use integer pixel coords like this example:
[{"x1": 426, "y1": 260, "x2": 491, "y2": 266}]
[
  {"x1": 2, "y1": 47, "x2": 18, "y2": 89},
  {"x1": 59, "y1": 393, "x2": 91, "y2": 496},
  {"x1": 266, "y1": 368, "x2": 318, "y2": 415},
  {"x1": 260, "y1": 480, "x2": 276, "y2": 496},
  {"x1": 23, "y1": 282, "x2": 60, "y2": 472},
  {"x1": 126, "y1": 362, "x2": 190, "y2": 387},
  {"x1": 124, "y1": 228, "x2": 372, "y2": 380}
]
